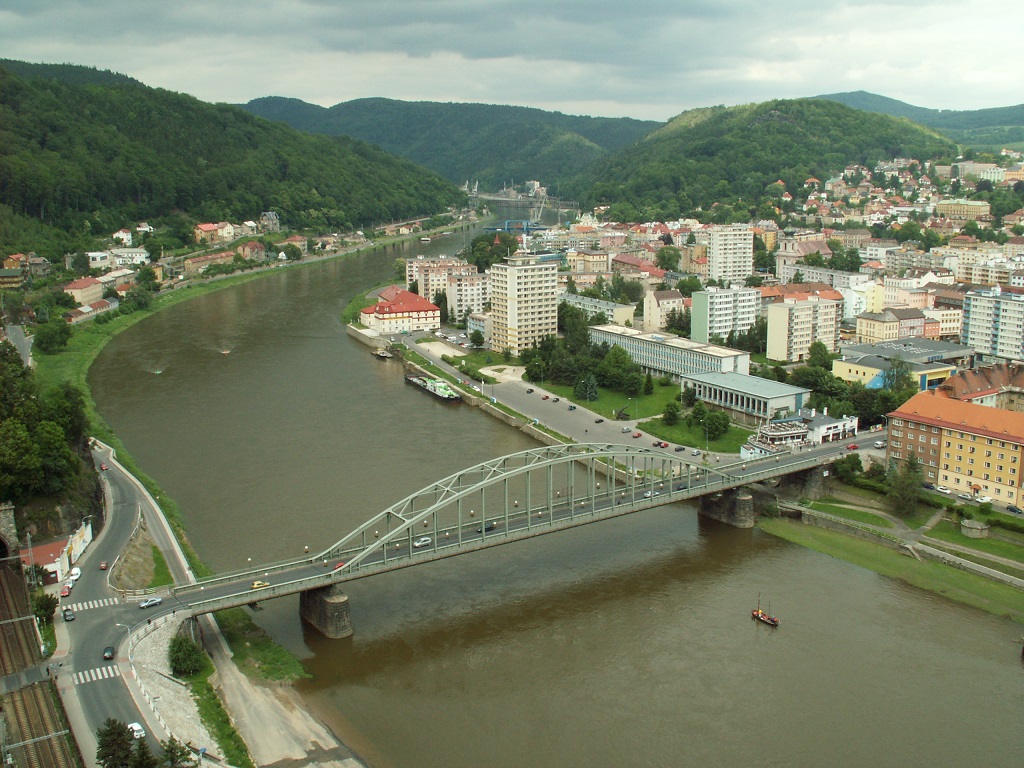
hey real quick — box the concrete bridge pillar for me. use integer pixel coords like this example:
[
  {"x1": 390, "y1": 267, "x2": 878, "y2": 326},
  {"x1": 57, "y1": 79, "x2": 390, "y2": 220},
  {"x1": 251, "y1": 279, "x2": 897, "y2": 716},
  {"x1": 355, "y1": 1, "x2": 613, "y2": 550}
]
[
  {"x1": 698, "y1": 488, "x2": 755, "y2": 528},
  {"x1": 733, "y1": 490, "x2": 754, "y2": 528},
  {"x1": 299, "y1": 584, "x2": 353, "y2": 639}
]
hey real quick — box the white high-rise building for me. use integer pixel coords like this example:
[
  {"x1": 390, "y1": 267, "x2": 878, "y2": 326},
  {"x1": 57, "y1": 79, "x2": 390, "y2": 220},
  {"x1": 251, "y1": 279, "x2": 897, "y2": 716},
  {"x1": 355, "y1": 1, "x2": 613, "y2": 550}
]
[
  {"x1": 489, "y1": 255, "x2": 559, "y2": 355},
  {"x1": 447, "y1": 273, "x2": 489, "y2": 322},
  {"x1": 766, "y1": 296, "x2": 841, "y2": 363},
  {"x1": 691, "y1": 287, "x2": 759, "y2": 343},
  {"x1": 707, "y1": 224, "x2": 754, "y2": 283},
  {"x1": 962, "y1": 287, "x2": 1024, "y2": 362}
]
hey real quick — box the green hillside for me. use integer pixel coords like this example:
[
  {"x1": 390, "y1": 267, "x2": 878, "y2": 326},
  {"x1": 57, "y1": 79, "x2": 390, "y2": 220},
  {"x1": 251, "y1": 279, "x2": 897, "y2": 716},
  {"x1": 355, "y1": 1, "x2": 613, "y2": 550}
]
[
  {"x1": 818, "y1": 91, "x2": 1024, "y2": 149},
  {"x1": 239, "y1": 96, "x2": 660, "y2": 189},
  {"x1": 0, "y1": 63, "x2": 465, "y2": 258},
  {"x1": 572, "y1": 98, "x2": 956, "y2": 221}
]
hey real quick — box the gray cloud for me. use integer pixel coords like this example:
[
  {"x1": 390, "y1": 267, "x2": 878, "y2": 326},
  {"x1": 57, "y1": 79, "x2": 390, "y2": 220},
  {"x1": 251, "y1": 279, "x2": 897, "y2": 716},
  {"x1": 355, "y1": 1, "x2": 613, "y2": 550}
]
[{"x1": 1, "y1": 0, "x2": 1020, "y2": 121}]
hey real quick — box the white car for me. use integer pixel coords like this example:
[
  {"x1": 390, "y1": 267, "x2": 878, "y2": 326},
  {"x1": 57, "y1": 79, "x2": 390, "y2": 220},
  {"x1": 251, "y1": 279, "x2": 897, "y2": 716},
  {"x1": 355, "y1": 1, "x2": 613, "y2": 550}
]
[
  {"x1": 139, "y1": 597, "x2": 162, "y2": 609},
  {"x1": 977, "y1": 495, "x2": 992, "y2": 504},
  {"x1": 412, "y1": 536, "x2": 432, "y2": 549},
  {"x1": 69, "y1": 567, "x2": 81, "y2": 581},
  {"x1": 127, "y1": 722, "x2": 146, "y2": 739},
  {"x1": 936, "y1": 486, "x2": 951, "y2": 494}
]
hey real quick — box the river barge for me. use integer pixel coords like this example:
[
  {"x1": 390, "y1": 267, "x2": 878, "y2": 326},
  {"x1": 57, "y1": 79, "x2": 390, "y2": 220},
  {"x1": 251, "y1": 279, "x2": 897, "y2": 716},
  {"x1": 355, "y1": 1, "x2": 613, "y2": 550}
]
[{"x1": 404, "y1": 373, "x2": 461, "y2": 401}]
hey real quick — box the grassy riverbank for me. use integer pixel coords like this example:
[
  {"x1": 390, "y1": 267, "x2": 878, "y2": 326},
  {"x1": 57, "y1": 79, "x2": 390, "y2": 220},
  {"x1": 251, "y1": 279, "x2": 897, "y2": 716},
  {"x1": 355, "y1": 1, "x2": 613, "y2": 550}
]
[{"x1": 758, "y1": 517, "x2": 1024, "y2": 622}]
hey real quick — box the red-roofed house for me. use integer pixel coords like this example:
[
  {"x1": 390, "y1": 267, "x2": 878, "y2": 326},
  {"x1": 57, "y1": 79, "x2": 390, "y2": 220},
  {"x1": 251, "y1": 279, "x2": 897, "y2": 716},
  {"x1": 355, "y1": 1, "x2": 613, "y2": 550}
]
[
  {"x1": 194, "y1": 223, "x2": 219, "y2": 243},
  {"x1": 64, "y1": 277, "x2": 103, "y2": 306},
  {"x1": 360, "y1": 287, "x2": 440, "y2": 334}
]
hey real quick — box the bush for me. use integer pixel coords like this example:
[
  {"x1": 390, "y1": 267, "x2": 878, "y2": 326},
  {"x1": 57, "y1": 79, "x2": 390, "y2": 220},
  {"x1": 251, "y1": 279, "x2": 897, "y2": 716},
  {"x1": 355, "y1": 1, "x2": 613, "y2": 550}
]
[
  {"x1": 168, "y1": 635, "x2": 206, "y2": 677},
  {"x1": 990, "y1": 516, "x2": 1024, "y2": 534}
]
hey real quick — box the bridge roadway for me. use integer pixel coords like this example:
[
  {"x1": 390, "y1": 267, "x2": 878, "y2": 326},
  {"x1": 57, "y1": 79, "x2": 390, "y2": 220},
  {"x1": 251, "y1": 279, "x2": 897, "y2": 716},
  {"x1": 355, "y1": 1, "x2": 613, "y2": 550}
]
[{"x1": 165, "y1": 443, "x2": 842, "y2": 618}]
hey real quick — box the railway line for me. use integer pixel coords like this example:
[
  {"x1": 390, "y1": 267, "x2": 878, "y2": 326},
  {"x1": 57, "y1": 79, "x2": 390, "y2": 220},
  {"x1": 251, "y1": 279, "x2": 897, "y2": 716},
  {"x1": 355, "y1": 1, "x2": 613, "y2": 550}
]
[{"x1": 0, "y1": 565, "x2": 77, "y2": 768}]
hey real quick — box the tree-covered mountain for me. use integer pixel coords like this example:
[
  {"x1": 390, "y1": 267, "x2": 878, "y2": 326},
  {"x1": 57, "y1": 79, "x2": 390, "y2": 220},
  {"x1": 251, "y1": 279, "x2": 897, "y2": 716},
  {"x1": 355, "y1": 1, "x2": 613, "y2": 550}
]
[
  {"x1": 818, "y1": 91, "x2": 1024, "y2": 149},
  {"x1": 571, "y1": 98, "x2": 956, "y2": 222},
  {"x1": 0, "y1": 63, "x2": 465, "y2": 258},
  {"x1": 239, "y1": 96, "x2": 660, "y2": 190}
]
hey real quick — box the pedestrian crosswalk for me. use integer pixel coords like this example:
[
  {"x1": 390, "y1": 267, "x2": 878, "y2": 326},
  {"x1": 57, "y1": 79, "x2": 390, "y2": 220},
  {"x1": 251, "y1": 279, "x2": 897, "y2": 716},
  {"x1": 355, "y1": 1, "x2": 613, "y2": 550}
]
[
  {"x1": 65, "y1": 597, "x2": 119, "y2": 612},
  {"x1": 72, "y1": 664, "x2": 122, "y2": 686}
]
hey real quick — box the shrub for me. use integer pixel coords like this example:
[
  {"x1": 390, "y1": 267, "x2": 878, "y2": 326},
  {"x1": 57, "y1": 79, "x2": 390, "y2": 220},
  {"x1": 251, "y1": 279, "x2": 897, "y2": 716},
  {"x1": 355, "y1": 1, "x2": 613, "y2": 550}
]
[{"x1": 169, "y1": 635, "x2": 206, "y2": 677}]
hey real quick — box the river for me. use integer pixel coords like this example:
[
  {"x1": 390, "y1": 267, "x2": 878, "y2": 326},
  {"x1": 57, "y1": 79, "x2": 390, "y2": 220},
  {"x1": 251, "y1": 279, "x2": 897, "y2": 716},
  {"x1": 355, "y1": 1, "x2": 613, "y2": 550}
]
[{"x1": 88, "y1": 229, "x2": 1024, "y2": 768}]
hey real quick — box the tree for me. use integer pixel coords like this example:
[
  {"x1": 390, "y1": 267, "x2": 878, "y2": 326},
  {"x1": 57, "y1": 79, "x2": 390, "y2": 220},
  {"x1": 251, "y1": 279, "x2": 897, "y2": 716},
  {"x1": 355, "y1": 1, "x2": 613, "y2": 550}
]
[
  {"x1": 743, "y1": 275, "x2": 764, "y2": 287},
  {"x1": 675, "y1": 276, "x2": 702, "y2": 297},
  {"x1": 704, "y1": 410, "x2": 731, "y2": 440},
  {"x1": 574, "y1": 372, "x2": 599, "y2": 402},
  {"x1": 792, "y1": 270, "x2": 804, "y2": 283},
  {"x1": 136, "y1": 265, "x2": 158, "y2": 291},
  {"x1": 33, "y1": 319, "x2": 72, "y2": 353},
  {"x1": 881, "y1": 355, "x2": 914, "y2": 393},
  {"x1": 160, "y1": 738, "x2": 197, "y2": 768},
  {"x1": 663, "y1": 400, "x2": 681, "y2": 426},
  {"x1": 433, "y1": 290, "x2": 448, "y2": 324},
  {"x1": 32, "y1": 590, "x2": 59, "y2": 625},
  {"x1": 168, "y1": 636, "x2": 206, "y2": 677},
  {"x1": 643, "y1": 371, "x2": 654, "y2": 395},
  {"x1": 470, "y1": 330, "x2": 484, "y2": 348},
  {"x1": 281, "y1": 243, "x2": 302, "y2": 261},
  {"x1": 681, "y1": 384, "x2": 697, "y2": 408},
  {"x1": 655, "y1": 246, "x2": 681, "y2": 271},
  {"x1": 96, "y1": 718, "x2": 134, "y2": 768},
  {"x1": 129, "y1": 736, "x2": 159, "y2": 768},
  {"x1": 806, "y1": 341, "x2": 834, "y2": 370},
  {"x1": 833, "y1": 453, "x2": 863, "y2": 483},
  {"x1": 887, "y1": 453, "x2": 923, "y2": 517}
]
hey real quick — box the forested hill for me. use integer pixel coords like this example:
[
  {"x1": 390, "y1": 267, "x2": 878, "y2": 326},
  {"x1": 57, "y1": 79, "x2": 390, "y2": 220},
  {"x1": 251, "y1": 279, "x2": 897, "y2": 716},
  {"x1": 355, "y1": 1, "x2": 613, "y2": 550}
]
[
  {"x1": 818, "y1": 91, "x2": 1024, "y2": 149},
  {"x1": 572, "y1": 98, "x2": 956, "y2": 222},
  {"x1": 0, "y1": 63, "x2": 465, "y2": 258},
  {"x1": 239, "y1": 96, "x2": 661, "y2": 189}
]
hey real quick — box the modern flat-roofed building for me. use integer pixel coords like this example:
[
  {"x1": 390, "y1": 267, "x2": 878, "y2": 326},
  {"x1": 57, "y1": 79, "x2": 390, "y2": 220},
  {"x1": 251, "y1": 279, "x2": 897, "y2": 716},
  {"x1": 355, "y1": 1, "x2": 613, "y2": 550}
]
[
  {"x1": 588, "y1": 324, "x2": 749, "y2": 380},
  {"x1": 681, "y1": 371, "x2": 810, "y2": 423},
  {"x1": 962, "y1": 287, "x2": 1024, "y2": 363},
  {"x1": 766, "y1": 296, "x2": 841, "y2": 362},
  {"x1": 888, "y1": 391, "x2": 1024, "y2": 500},
  {"x1": 559, "y1": 293, "x2": 635, "y2": 326},
  {"x1": 489, "y1": 254, "x2": 559, "y2": 355},
  {"x1": 446, "y1": 273, "x2": 489, "y2": 320},
  {"x1": 691, "y1": 287, "x2": 758, "y2": 343},
  {"x1": 704, "y1": 224, "x2": 754, "y2": 283}
]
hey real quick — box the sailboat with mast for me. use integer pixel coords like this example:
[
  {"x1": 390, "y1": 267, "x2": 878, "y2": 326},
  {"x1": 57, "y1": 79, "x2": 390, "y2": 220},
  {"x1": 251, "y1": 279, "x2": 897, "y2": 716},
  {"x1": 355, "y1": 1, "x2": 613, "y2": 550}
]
[{"x1": 751, "y1": 594, "x2": 780, "y2": 627}]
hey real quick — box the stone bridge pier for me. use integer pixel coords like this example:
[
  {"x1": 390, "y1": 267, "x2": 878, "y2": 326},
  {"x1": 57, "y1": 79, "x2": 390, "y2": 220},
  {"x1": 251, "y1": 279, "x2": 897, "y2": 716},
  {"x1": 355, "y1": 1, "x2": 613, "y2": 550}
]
[
  {"x1": 698, "y1": 488, "x2": 755, "y2": 528},
  {"x1": 299, "y1": 584, "x2": 353, "y2": 639}
]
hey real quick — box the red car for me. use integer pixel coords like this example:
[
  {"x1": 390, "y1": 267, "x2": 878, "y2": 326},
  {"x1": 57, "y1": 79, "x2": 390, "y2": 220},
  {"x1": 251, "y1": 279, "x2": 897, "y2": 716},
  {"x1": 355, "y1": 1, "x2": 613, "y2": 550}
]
[
  {"x1": 60, "y1": 584, "x2": 71, "y2": 597},
  {"x1": 100, "y1": 463, "x2": 109, "y2": 471},
  {"x1": 541, "y1": 395, "x2": 550, "y2": 400},
  {"x1": 847, "y1": 444, "x2": 859, "y2": 450},
  {"x1": 99, "y1": 561, "x2": 108, "y2": 570},
  {"x1": 332, "y1": 561, "x2": 346, "y2": 570},
  {"x1": 632, "y1": 432, "x2": 642, "y2": 438}
]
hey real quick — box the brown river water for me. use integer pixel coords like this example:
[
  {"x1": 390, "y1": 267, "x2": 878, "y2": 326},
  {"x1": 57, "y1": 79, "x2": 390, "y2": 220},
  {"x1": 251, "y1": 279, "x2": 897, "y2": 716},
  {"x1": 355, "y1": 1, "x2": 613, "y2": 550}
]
[{"x1": 88, "y1": 232, "x2": 1024, "y2": 768}]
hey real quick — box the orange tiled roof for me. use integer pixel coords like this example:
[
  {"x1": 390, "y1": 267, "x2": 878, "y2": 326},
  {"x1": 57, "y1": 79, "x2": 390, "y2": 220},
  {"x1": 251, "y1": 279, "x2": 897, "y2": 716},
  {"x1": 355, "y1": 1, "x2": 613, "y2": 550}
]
[{"x1": 891, "y1": 391, "x2": 1024, "y2": 443}]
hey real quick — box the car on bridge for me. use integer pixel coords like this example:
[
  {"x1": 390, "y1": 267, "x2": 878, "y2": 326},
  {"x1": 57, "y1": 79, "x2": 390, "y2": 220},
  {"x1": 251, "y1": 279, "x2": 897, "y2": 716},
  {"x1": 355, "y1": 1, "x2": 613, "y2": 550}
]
[
  {"x1": 251, "y1": 580, "x2": 270, "y2": 589},
  {"x1": 477, "y1": 520, "x2": 496, "y2": 533},
  {"x1": 413, "y1": 536, "x2": 432, "y2": 549},
  {"x1": 139, "y1": 597, "x2": 162, "y2": 609},
  {"x1": 331, "y1": 561, "x2": 346, "y2": 570}
]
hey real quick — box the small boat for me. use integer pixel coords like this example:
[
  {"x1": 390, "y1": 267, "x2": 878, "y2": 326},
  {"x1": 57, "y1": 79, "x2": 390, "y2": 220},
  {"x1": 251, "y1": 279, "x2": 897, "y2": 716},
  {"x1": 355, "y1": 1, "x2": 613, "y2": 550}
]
[
  {"x1": 751, "y1": 594, "x2": 779, "y2": 627},
  {"x1": 373, "y1": 349, "x2": 393, "y2": 359},
  {"x1": 420, "y1": 236, "x2": 431, "y2": 243}
]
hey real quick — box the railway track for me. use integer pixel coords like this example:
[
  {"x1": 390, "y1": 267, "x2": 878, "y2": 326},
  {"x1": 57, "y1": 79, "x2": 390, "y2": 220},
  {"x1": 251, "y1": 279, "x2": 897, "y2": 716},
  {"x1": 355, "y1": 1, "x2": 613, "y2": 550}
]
[{"x1": 1, "y1": 565, "x2": 77, "y2": 768}]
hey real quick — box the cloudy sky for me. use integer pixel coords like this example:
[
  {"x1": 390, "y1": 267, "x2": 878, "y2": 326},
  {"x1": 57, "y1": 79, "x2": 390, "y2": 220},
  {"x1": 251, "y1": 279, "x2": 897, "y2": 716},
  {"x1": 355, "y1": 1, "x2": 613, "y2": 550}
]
[{"x1": 3, "y1": 0, "x2": 1021, "y2": 122}]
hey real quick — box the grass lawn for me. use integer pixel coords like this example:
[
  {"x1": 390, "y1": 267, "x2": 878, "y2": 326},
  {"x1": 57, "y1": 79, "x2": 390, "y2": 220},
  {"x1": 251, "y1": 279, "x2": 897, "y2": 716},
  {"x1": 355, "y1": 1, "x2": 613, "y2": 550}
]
[
  {"x1": 758, "y1": 517, "x2": 1024, "y2": 622},
  {"x1": 149, "y1": 545, "x2": 174, "y2": 588},
  {"x1": 808, "y1": 501, "x2": 895, "y2": 528},
  {"x1": 641, "y1": 419, "x2": 753, "y2": 454},
  {"x1": 924, "y1": 520, "x2": 1024, "y2": 565},
  {"x1": 832, "y1": 482, "x2": 934, "y2": 528}
]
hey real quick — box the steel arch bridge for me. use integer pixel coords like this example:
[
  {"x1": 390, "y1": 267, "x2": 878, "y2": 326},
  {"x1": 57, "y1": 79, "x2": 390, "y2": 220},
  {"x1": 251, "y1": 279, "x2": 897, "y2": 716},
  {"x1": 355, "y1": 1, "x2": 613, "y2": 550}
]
[{"x1": 171, "y1": 443, "x2": 836, "y2": 614}]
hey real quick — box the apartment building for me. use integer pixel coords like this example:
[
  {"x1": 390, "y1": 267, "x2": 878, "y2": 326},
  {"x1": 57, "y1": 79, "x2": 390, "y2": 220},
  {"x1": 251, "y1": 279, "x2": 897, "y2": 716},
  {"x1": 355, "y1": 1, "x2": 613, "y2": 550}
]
[
  {"x1": 489, "y1": 254, "x2": 559, "y2": 355},
  {"x1": 359, "y1": 286, "x2": 440, "y2": 335},
  {"x1": 777, "y1": 262, "x2": 872, "y2": 290},
  {"x1": 766, "y1": 296, "x2": 841, "y2": 362},
  {"x1": 446, "y1": 273, "x2": 490, "y2": 320},
  {"x1": 405, "y1": 255, "x2": 478, "y2": 302},
  {"x1": 691, "y1": 287, "x2": 758, "y2": 343},
  {"x1": 888, "y1": 392, "x2": 1024, "y2": 501},
  {"x1": 704, "y1": 224, "x2": 754, "y2": 283},
  {"x1": 935, "y1": 199, "x2": 992, "y2": 222},
  {"x1": 559, "y1": 293, "x2": 635, "y2": 326},
  {"x1": 961, "y1": 287, "x2": 1024, "y2": 362},
  {"x1": 856, "y1": 307, "x2": 937, "y2": 344}
]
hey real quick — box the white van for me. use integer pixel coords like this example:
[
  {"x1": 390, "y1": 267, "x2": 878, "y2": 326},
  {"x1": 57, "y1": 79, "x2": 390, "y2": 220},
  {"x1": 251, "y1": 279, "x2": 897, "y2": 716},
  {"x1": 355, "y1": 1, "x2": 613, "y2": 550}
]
[{"x1": 873, "y1": 440, "x2": 885, "y2": 449}]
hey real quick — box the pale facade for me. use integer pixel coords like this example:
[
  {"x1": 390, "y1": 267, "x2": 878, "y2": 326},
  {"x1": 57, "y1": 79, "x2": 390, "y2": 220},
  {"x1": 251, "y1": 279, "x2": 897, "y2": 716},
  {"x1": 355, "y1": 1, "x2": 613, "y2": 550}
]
[
  {"x1": 691, "y1": 287, "x2": 758, "y2": 343},
  {"x1": 447, "y1": 273, "x2": 489, "y2": 320},
  {"x1": 588, "y1": 324, "x2": 750, "y2": 380},
  {"x1": 962, "y1": 288, "x2": 1024, "y2": 362},
  {"x1": 766, "y1": 297, "x2": 841, "y2": 362},
  {"x1": 489, "y1": 255, "x2": 559, "y2": 355},
  {"x1": 705, "y1": 224, "x2": 753, "y2": 283}
]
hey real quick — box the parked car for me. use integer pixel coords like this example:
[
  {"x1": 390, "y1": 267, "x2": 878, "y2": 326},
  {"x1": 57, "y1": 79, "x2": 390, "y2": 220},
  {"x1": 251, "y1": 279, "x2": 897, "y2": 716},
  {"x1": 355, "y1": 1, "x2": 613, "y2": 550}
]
[
  {"x1": 251, "y1": 580, "x2": 270, "y2": 589},
  {"x1": 922, "y1": 482, "x2": 936, "y2": 490},
  {"x1": 60, "y1": 584, "x2": 71, "y2": 598},
  {"x1": 62, "y1": 608, "x2": 75, "y2": 621},
  {"x1": 936, "y1": 486, "x2": 951, "y2": 494},
  {"x1": 69, "y1": 567, "x2": 81, "y2": 581},
  {"x1": 1007, "y1": 505, "x2": 1022, "y2": 515},
  {"x1": 413, "y1": 536, "x2": 432, "y2": 549},
  {"x1": 139, "y1": 597, "x2": 162, "y2": 609},
  {"x1": 978, "y1": 495, "x2": 992, "y2": 504},
  {"x1": 127, "y1": 722, "x2": 146, "y2": 740},
  {"x1": 958, "y1": 493, "x2": 973, "y2": 501}
]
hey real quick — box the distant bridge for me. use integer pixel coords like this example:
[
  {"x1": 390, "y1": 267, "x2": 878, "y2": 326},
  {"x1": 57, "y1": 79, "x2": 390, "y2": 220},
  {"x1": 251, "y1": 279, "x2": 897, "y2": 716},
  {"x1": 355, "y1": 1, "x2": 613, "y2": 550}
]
[{"x1": 168, "y1": 443, "x2": 839, "y2": 636}]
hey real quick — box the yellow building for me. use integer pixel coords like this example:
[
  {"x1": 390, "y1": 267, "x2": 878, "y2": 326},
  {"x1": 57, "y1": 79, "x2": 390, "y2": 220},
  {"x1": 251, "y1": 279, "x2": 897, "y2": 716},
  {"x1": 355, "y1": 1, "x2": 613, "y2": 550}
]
[
  {"x1": 832, "y1": 356, "x2": 955, "y2": 391},
  {"x1": 888, "y1": 392, "x2": 1024, "y2": 503}
]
